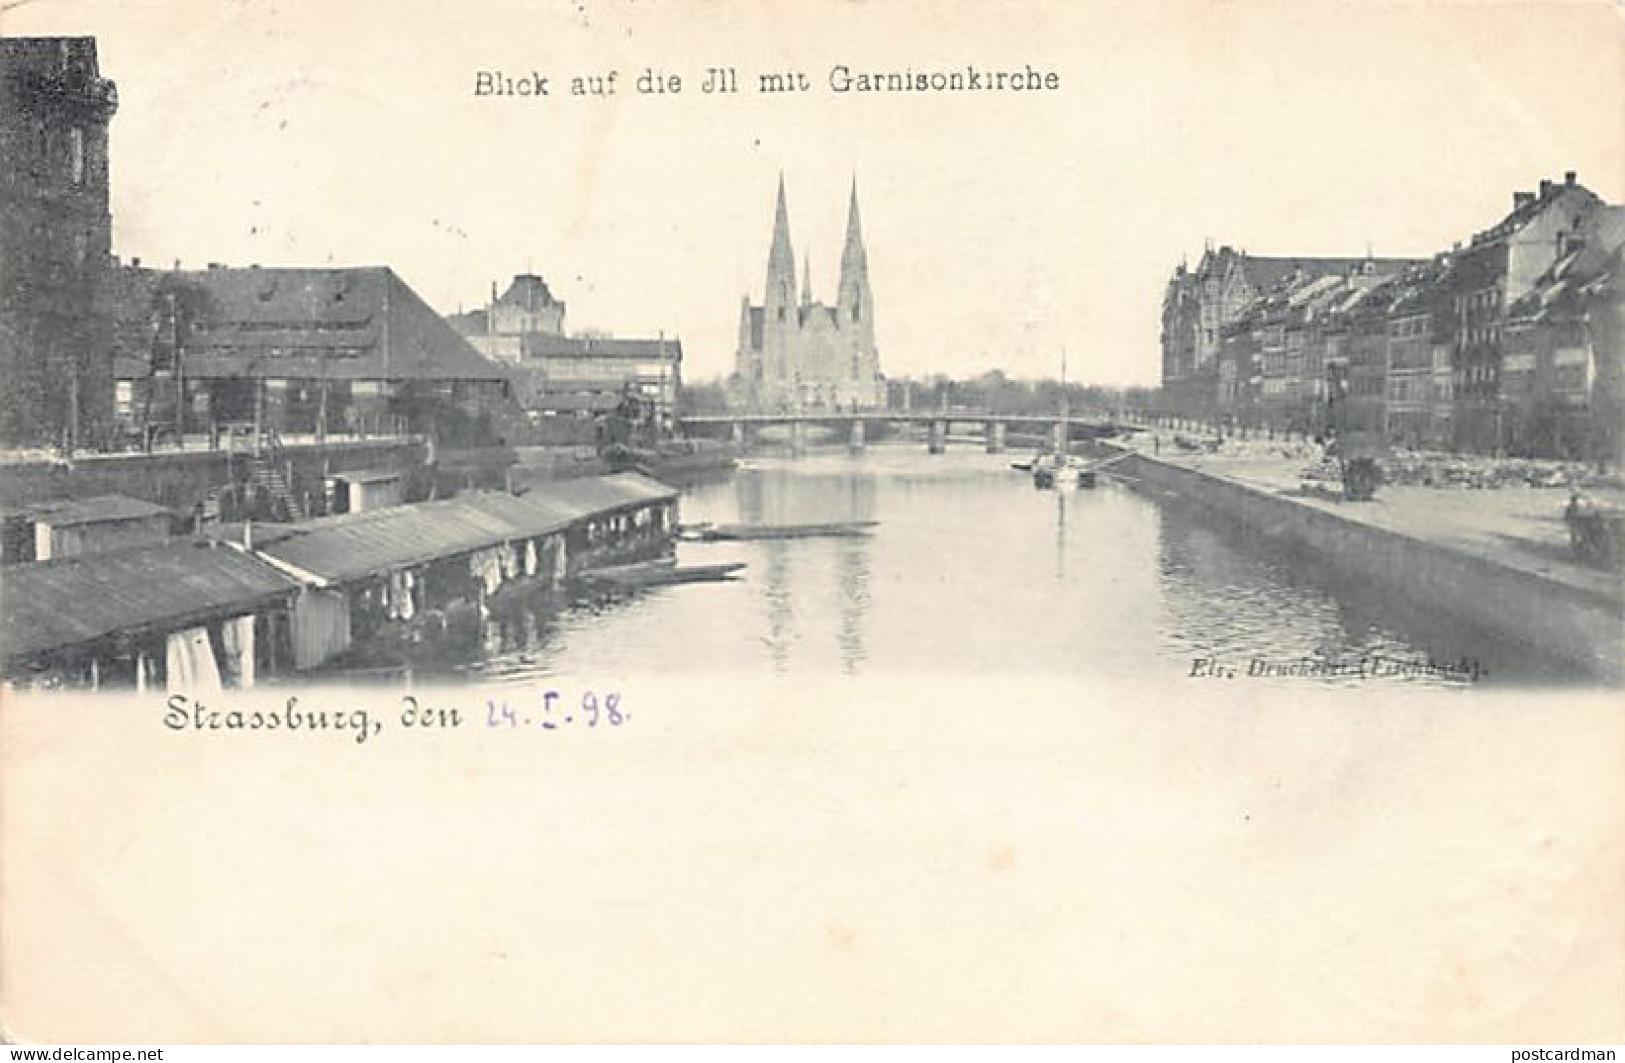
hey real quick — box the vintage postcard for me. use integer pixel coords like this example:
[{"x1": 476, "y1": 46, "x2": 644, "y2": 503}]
[{"x1": 1, "y1": 0, "x2": 1622, "y2": 1045}]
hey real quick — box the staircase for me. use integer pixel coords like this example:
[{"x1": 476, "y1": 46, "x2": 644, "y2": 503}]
[{"x1": 250, "y1": 430, "x2": 306, "y2": 521}]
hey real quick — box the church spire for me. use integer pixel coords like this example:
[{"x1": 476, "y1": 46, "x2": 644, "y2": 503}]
[
  {"x1": 840, "y1": 177, "x2": 867, "y2": 278},
  {"x1": 838, "y1": 176, "x2": 871, "y2": 327},
  {"x1": 765, "y1": 173, "x2": 797, "y2": 313}
]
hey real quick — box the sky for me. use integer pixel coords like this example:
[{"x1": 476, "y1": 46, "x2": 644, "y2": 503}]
[{"x1": 5, "y1": 0, "x2": 1623, "y2": 385}]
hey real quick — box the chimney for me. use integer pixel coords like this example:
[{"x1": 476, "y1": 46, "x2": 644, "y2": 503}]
[
  {"x1": 1565, "y1": 170, "x2": 1577, "y2": 187},
  {"x1": 1539, "y1": 179, "x2": 1553, "y2": 197},
  {"x1": 1513, "y1": 192, "x2": 1535, "y2": 210},
  {"x1": 131, "y1": 256, "x2": 141, "y2": 268}
]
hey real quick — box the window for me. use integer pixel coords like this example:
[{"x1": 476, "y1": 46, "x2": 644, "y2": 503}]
[{"x1": 69, "y1": 127, "x2": 85, "y2": 185}]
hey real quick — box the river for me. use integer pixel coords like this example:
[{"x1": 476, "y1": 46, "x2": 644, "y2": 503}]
[{"x1": 431, "y1": 445, "x2": 1566, "y2": 689}]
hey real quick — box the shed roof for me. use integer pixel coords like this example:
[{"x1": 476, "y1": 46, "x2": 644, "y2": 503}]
[
  {"x1": 231, "y1": 473, "x2": 675, "y2": 585},
  {"x1": 1, "y1": 541, "x2": 297, "y2": 662},
  {"x1": 331, "y1": 468, "x2": 402, "y2": 485},
  {"x1": 12, "y1": 494, "x2": 173, "y2": 527},
  {"x1": 539, "y1": 473, "x2": 677, "y2": 513}
]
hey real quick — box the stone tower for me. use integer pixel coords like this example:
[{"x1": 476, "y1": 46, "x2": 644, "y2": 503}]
[{"x1": 733, "y1": 177, "x2": 886, "y2": 412}]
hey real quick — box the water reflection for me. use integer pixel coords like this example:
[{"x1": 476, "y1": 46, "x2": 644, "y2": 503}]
[
  {"x1": 1152, "y1": 491, "x2": 1569, "y2": 686},
  {"x1": 439, "y1": 448, "x2": 1575, "y2": 687},
  {"x1": 835, "y1": 536, "x2": 869, "y2": 675},
  {"x1": 758, "y1": 540, "x2": 796, "y2": 672}
]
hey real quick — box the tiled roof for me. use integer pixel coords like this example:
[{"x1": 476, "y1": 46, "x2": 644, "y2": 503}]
[
  {"x1": 1240, "y1": 255, "x2": 1422, "y2": 293},
  {"x1": 110, "y1": 266, "x2": 508, "y2": 382},
  {"x1": 1, "y1": 540, "x2": 297, "y2": 662},
  {"x1": 1508, "y1": 236, "x2": 1625, "y2": 321},
  {"x1": 1471, "y1": 181, "x2": 1603, "y2": 247}
]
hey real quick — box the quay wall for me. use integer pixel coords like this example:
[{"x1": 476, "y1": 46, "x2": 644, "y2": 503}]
[
  {"x1": 0, "y1": 441, "x2": 429, "y2": 512},
  {"x1": 1114, "y1": 448, "x2": 1625, "y2": 682}
]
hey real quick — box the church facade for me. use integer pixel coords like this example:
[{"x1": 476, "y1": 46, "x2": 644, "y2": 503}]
[{"x1": 733, "y1": 179, "x2": 886, "y2": 411}]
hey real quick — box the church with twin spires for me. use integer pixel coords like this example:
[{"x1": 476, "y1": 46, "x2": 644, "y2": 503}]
[{"x1": 732, "y1": 177, "x2": 886, "y2": 411}]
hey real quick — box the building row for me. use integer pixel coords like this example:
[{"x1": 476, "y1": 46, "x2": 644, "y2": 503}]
[
  {"x1": 1160, "y1": 172, "x2": 1625, "y2": 462},
  {"x1": 2, "y1": 36, "x2": 686, "y2": 455}
]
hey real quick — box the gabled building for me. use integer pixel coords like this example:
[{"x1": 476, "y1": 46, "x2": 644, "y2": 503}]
[
  {"x1": 1501, "y1": 204, "x2": 1625, "y2": 460},
  {"x1": 1444, "y1": 172, "x2": 1610, "y2": 453},
  {"x1": 110, "y1": 264, "x2": 511, "y2": 446}
]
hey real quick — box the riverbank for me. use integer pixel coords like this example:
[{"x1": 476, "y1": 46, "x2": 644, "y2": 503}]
[{"x1": 1105, "y1": 431, "x2": 1624, "y2": 682}]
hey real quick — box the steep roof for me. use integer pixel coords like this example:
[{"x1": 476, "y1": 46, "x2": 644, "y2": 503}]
[
  {"x1": 495, "y1": 273, "x2": 563, "y2": 311},
  {"x1": 1507, "y1": 216, "x2": 1625, "y2": 322},
  {"x1": 1470, "y1": 178, "x2": 1604, "y2": 248},
  {"x1": 110, "y1": 265, "x2": 508, "y2": 382}
]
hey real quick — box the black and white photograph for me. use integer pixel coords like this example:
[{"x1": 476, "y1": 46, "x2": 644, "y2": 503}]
[{"x1": 1, "y1": 0, "x2": 1621, "y2": 1047}]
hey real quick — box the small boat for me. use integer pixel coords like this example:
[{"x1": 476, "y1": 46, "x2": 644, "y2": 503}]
[
  {"x1": 583, "y1": 560, "x2": 746, "y2": 588},
  {"x1": 683, "y1": 520, "x2": 878, "y2": 541},
  {"x1": 1033, "y1": 347, "x2": 1093, "y2": 490},
  {"x1": 1032, "y1": 456, "x2": 1095, "y2": 490},
  {"x1": 1009, "y1": 460, "x2": 1034, "y2": 473},
  {"x1": 1033, "y1": 450, "x2": 1133, "y2": 490},
  {"x1": 582, "y1": 558, "x2": 677, "y2": 578}
]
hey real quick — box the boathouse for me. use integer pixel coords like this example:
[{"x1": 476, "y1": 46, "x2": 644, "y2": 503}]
[
  {"x1": 1, "y1": 473, "x2": 679, "y2": 687},
  {"x1": 0, "y1": 539, "x2": 299, "y2": 692},
  {"x1": 219, "y1": 472, "x2": 677, "y2": 670}
]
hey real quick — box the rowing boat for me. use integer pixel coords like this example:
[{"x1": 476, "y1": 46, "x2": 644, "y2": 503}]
[
  {"x1": 583, "y1": 559, "x2": 746, "y2": 587},
  {"x1": 679, "y1": 521, "x2": 877, "y2": 541}
]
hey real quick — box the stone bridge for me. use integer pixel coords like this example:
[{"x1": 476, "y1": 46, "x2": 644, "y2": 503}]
[{"x1": 677, "y1": 410, "x2": 1122, "y2": 455}]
